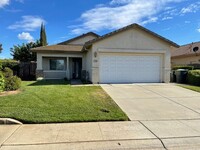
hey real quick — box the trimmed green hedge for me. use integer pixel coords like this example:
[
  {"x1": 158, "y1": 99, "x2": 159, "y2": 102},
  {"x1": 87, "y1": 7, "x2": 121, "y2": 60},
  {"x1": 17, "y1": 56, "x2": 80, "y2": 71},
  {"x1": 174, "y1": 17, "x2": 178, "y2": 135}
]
[
  {"x1": 187, "y1": 70, "x2": 200, "y2": 86},
  {"x1": 172, "y1": 66, "x2": 194, "y2": 70},
  {"x1": 0, "y1": 59, "x2": 19, "y2": 70}
]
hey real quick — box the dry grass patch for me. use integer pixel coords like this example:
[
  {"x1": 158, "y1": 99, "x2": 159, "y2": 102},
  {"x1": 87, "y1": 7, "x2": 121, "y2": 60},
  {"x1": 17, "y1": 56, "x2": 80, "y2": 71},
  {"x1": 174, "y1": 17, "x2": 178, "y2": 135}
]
[{"x1": 0, "y1": 90, "x2": 21, "y2": 97}]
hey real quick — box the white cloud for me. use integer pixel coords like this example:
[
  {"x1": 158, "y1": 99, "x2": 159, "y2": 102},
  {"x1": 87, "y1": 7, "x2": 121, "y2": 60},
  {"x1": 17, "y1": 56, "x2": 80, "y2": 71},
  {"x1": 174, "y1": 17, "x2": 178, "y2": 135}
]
[
  {"x1": 162, "y1": 16, "x2": 173, "y2": 20},
  {"x1": 18, "y1": 32, "x2": 34, "y2": 42},
  {"x1": 8, "y1": 16, "x2": 46, "y2": 31},
  {"x1": 0, "y1": 0, "x2": 24, "y2": 8},
  {"x1": 71, "y1": 0, "x2": 184, "y2": 34},
  {"x1": 142, "y1": 17, "x2": 158, "y2": 25},
  {"x1": 163, "y1": 8, "x2": 178, "y2": 16},
  {"x1": 0, "y1": 0, "x2": 10, "y2": 8},
  {"x1": 180, "y1": 2, "x2": 200, "y2": 14},
  {"x1": 197, "y1": 28, "x2": 200, "y2": 33},
  {"x1": 110, "y1": 0, "x2": 132, "y2": 5}
]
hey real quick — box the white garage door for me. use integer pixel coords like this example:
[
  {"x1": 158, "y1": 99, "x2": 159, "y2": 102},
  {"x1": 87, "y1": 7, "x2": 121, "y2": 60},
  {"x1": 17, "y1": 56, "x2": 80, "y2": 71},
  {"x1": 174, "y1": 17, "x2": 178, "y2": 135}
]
[{"x1": 99, "y1": 54, "x2": 161, "y2": 83}]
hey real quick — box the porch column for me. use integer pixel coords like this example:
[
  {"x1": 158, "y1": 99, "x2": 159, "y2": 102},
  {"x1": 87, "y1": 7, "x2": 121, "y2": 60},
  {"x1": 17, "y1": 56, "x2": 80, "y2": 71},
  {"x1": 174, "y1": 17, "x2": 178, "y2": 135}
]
[
  {"x1": 66, "y1": 57, "x2": 70, "y2": 79},
  {"x1": 36, "y1": 54, "x2": 44, "y2": 78},
  {"x1": 37, "y1": 54, "x2": 43, "y2": 70}
]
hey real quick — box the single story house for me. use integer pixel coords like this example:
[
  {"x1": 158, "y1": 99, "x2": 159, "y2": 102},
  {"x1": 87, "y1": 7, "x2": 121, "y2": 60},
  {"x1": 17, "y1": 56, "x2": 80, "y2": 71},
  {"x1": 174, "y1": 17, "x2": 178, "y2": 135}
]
[
  {"x1": 171, "y1": 41, "x2": 200, "y2": 66},
  {"x1": 32, "y1": 23, "x2": 179, "y2": 84}
]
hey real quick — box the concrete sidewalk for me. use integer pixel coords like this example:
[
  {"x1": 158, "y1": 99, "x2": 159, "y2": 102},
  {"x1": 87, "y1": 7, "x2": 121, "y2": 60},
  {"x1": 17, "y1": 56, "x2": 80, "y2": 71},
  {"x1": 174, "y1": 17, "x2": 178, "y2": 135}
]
[
  {"x1": 1, "y1": 121, "x2": 200, "y2": 149},
  {"x1": 0, "y1": 122, "x2": 162, "y2": 150}
]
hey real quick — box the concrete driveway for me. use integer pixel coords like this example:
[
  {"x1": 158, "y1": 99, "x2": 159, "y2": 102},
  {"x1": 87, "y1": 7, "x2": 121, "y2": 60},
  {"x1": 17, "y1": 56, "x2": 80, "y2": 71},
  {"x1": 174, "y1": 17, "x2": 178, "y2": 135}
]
[
  {"x1": 101, "y1": 84, "x2": 200, "y2": 121},
  {"x1": 100, "y1": 84, "x2": 200, "y2": 149}
]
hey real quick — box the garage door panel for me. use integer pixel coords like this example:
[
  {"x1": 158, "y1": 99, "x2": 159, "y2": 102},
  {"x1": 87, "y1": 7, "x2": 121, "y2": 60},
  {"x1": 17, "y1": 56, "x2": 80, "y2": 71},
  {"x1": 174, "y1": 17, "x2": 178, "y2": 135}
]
[{"x1": 100, "y1": 54, "x2": 161, "y2": 83}]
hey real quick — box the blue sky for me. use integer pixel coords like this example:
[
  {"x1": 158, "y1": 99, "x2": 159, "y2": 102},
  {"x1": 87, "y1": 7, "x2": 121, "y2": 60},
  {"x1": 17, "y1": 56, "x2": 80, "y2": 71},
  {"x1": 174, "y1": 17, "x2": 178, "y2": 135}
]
[{"x1": 0, "y1": 0, "x2": 200, "y2": 59}]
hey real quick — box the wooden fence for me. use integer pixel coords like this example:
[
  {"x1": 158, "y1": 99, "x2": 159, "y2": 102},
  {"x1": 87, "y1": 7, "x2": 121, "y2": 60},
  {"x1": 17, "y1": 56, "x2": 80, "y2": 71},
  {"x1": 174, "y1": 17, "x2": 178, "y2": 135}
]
[{"x1": 14, "y1": 62, "x2": 37, "y2": 80}]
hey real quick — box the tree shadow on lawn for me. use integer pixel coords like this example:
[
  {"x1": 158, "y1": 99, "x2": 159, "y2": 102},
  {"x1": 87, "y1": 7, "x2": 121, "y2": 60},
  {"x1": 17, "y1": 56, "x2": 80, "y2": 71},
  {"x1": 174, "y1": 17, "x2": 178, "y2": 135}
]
[{"x1": 28, "y1": 79, "x2": 70, "y2": 86}]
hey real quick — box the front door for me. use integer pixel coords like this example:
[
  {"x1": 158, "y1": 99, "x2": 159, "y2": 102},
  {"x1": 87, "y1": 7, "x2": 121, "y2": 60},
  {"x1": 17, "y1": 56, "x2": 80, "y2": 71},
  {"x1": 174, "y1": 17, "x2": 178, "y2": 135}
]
[{"x1": 72, "y1": 58, "x2": 82, "y2": 79}]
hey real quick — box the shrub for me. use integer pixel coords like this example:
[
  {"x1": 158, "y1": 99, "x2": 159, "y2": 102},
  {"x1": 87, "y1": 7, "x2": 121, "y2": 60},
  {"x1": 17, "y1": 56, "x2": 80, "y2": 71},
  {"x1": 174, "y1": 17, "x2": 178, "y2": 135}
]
[
  {"x1": 4, "y1": 76, "x2": 21, "y2": 91},
  {"x1": 187, "y1": 70, "x2": 200, "y2": 86},
  {"x1": 3, "y1": 67, "x2": 13, "y2": 78},
  {"x1": 0, "y1": 63, "x2": 2, "y2": 71},
  {"x1": 188, "y1": 64, "x2": 200, "y2": 70},
  {"x1": 2, "y1": 67, "x2": 21, "y2": 91},
  {"x1": 0, "y1": 72, "x2": 4, "y2": 92},
  {"x1": 0, "y1": 59, "x2": 19, "y2": 70},
  {"x1": 172, "y1": 66, "x2": 194, "y2": 70}
]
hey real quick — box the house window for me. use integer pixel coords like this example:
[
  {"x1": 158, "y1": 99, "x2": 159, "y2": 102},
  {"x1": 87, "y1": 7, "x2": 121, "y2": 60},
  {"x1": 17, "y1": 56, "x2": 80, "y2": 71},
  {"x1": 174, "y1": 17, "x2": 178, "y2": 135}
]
[{"x1": 50, "y1": 59, "x2": 65, "y2": 70}]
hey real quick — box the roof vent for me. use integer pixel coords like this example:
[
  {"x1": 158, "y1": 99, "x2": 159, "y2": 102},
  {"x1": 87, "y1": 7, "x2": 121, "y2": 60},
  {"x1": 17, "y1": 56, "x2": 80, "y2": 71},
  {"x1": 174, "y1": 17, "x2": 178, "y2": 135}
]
[{"x1": 193, "y1": 46, "x2": 199, "y2": 52}]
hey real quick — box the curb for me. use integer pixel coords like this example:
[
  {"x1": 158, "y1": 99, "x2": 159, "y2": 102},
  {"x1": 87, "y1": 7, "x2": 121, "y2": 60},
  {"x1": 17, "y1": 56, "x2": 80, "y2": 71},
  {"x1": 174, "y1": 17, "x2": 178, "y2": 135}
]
[{"x1": 0, "y1": 118, "x2": 23, "y2": 125}]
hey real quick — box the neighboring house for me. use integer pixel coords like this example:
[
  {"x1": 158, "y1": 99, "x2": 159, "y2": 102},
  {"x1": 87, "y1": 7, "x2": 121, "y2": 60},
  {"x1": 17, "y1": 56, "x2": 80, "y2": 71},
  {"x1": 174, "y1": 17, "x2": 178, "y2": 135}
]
[
  {"x1": 32, "y1": 23, "x2": 179, "y2": 84},
  {"x1": 171, "y1": 41, "x2": 200, "y2": 66}
]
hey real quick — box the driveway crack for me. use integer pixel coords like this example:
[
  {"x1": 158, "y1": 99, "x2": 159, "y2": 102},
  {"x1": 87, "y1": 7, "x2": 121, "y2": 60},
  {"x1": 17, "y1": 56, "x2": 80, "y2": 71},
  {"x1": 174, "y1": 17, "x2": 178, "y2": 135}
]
[{"x1": 139, "y1": 121, "x2": 167, "y2": 150}]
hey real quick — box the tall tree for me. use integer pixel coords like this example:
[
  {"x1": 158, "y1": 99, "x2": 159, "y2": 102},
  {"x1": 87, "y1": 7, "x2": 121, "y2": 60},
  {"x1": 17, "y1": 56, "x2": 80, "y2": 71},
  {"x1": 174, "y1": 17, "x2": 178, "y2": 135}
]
[
  {"x1": 11, "y1": 40, "x2": 41, "y2": 62},
  {"x1": 0, "y1": 44, "x2": 2, "y2": 53},
  {"x1": 40, "y1": 23, "x2": 47, "y2": 46}
]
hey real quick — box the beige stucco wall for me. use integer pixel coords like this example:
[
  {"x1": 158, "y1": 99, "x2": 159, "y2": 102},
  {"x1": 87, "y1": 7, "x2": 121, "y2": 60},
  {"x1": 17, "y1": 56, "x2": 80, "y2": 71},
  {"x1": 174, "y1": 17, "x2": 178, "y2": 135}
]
[
  {"x1": 85, "y1": 48, "x2": 93, "y2": 81},
  {"x1": 172, "y1": 55, "x2": 200, "y2": 65},
  {"x1": 87, "y1": 28, "x2": 173, "y2": 83},
  {"x1": 68, "y1": 35, "x2": 97, "y2": 45},
  {"x1": 42, "y1": 57, "x2": 49, "y2": 70},
  {"x1": 36, "y1": 52, "x2": 83, "y2": 79},
  {"x1": 82, "y1": 53, "x2": 86, "y2": 70}
]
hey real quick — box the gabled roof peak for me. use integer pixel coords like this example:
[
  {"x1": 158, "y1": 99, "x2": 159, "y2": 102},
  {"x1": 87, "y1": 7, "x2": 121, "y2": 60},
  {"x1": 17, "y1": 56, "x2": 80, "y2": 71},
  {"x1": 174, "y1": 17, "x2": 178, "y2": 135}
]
[
  {"x1": 85, "y1": 23, "x2": 179, "y2": 48},
  {"x1": 58, "y1": 32, "x2": 99, "y2": 45}
]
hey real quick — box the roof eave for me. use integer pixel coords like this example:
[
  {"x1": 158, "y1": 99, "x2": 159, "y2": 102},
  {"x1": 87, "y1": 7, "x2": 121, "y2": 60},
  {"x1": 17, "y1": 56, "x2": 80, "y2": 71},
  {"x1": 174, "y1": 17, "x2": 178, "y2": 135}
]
[{"x1": 31, "y1": 50, "x2": 82, "y2": 53}]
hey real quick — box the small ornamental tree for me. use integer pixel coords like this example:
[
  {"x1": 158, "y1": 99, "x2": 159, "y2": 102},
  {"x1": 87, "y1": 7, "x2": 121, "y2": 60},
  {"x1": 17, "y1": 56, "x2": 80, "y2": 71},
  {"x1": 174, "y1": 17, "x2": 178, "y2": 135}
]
[
  {"x1": 40, "y1": 23, "x2": 47, "y2": 46},
  {"x1": 0, "y1": 43, "x2": 2, "y2": 53}
]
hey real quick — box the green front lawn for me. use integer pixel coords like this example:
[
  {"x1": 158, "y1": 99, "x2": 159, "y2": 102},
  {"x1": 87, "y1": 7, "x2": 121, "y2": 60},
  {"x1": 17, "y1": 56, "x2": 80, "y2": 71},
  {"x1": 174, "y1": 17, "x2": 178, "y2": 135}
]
[
  {"x1": 0, "y1": 80, "x2": 128, "y2": 123},
  {"x1": 178, "y1": 84, "x2": 200, "y2": 93}
]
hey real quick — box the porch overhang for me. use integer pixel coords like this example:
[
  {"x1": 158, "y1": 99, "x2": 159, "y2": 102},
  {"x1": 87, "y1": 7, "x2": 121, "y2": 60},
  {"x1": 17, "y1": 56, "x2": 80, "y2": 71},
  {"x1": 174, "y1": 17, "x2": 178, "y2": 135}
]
[{"x1": 31, "y1": 44, "x2": 84, "y2": 53}]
